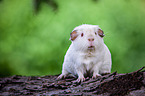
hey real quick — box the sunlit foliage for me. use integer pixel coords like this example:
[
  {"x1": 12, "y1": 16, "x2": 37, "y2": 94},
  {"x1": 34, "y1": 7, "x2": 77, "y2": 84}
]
[{"x1": 0, "y1": 0, "x2": 145, "y2": 77}]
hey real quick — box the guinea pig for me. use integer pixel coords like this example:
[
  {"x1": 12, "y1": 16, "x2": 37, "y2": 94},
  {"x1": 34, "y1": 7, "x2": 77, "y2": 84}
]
[{"x1": 57, "y1": 24, "x2": 112, "y2": 82}]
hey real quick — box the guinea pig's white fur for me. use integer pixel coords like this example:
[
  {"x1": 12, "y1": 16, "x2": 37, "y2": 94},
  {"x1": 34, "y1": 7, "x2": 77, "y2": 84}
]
[{"x1": 58, "y1": 24, "x2": 112, "y2": 82}]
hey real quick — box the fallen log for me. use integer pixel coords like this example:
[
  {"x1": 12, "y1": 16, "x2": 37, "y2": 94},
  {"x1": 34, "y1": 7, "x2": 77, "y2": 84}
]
[{"x1": 0, "y1": 67, "x2": 145, "y2": 95}]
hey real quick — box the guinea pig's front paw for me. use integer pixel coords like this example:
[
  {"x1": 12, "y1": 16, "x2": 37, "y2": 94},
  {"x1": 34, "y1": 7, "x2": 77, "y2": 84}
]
[
  {"x1": 76, "y1": 77, "x2": 85, "y2": 83},
  {"x1": 92, "y1": 74, "x2": 101, "y2": 79}
]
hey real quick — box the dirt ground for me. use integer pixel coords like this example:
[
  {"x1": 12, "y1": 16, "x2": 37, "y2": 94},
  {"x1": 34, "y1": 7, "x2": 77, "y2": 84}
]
[{"x1": 0, "y1": 67, "x2": 145, "y2": 96}]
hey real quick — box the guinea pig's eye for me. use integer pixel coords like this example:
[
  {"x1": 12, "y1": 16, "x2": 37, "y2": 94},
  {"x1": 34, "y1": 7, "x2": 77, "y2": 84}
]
[
  {"x1": 95, "y1": 32, "x2": 97, "y2": 35},
  {"x1": 81, "y1": 33, "x2": 84, "y2": 37}
]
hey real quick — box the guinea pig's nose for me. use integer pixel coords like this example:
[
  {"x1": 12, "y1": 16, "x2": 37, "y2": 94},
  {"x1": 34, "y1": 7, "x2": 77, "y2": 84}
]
[{"x1": 88, "y1": 38, "x2": 94, "y2": 42}]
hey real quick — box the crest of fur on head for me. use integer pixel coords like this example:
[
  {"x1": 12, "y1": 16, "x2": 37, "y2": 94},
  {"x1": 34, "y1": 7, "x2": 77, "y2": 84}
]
[{"x1": 69, "y1": 24, "x2": 105, "y2": 51}]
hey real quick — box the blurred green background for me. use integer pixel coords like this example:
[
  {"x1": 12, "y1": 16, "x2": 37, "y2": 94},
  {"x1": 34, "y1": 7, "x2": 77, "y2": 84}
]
[{"x1": 0, "y1": 0, "x2": 145, "y2": 77}]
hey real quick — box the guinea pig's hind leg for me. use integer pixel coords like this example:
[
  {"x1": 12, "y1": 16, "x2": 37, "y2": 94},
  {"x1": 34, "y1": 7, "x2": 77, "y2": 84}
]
[{"x1": 57, "y1": 70, "x2": 69, "y2": 80}]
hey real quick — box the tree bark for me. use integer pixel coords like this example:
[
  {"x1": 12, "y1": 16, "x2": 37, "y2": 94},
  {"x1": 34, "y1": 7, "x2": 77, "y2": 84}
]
[{"x1": 0, "y1": 67, "x2": 145, "y2": 95}]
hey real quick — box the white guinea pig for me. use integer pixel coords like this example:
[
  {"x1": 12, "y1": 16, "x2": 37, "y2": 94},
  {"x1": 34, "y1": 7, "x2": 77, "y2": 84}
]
[{"x1": 57, "y1": 24, "x2": 112, "y2": 82}]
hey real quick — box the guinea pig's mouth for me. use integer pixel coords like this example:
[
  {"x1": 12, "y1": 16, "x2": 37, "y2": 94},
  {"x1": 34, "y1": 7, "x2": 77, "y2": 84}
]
[{"x1": 88, "y1": 46, "x2": 95, "y2": 50}]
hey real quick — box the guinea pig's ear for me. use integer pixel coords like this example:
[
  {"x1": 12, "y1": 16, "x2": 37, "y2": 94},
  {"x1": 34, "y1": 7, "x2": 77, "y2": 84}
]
[
  {"x1": 70, "y1": 30, "x2": 78, "y2": 41},
  {"x1": 98, "y1": 29, "x2": 105, "y2": 37}
]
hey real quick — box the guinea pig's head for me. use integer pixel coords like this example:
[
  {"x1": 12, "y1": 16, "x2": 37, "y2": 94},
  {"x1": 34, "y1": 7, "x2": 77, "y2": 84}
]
[{"x1": 70, "y1": 24, "x2": 105, "y2": 51}]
